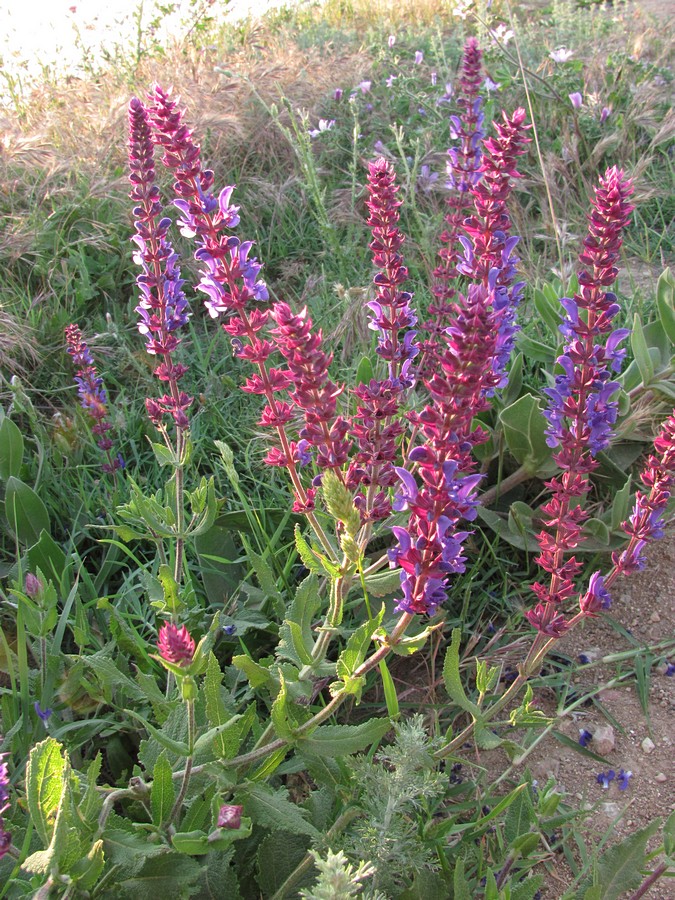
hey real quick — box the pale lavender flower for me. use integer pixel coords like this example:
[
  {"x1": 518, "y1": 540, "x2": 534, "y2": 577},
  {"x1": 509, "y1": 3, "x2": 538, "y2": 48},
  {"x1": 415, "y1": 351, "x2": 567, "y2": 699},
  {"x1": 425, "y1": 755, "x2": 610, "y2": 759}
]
[
  {"x1": 431, "y1": 71, "x2": 437, "y2": 86},
  {"x1": 386, "y1": 74, "x2": 396, "y2": 88},
  {"x1": 415, "y1": 50, "x2": 424, "y2": 64},
  {"x1": 569, "y1": 92, "x2": 583, "y2": 109},
  {"x1": 600, "y1": 106, "x2": 611, "y2": 123},
  {"x1": 483, "y1": 77, "x2": 501, "y2": 92},
  {"x1": 0, "y1": 748, "x2": 11, "y2": 859},
  {"x1": 388, "y1": 34, "x2": 396, "y2": 48},
  {"x1": 358, "y1": 80, "x2": 371, "y2": 94},
  {"x1": 489, "y1": 24, "x2": 514, "y2": 45},
  {"x1": 308, "y1": 119, "x2": 335, "y2": 138},
  {"x1": 550, "y1": 47, "x2": 574, "y2": 62}
]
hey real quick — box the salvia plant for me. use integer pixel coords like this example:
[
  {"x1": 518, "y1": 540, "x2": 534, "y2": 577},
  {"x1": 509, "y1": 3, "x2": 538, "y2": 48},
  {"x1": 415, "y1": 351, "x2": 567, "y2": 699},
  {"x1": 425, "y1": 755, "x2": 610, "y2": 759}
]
[{"x1": 1, "y1": 35, "x2": 674, "y2": 900}]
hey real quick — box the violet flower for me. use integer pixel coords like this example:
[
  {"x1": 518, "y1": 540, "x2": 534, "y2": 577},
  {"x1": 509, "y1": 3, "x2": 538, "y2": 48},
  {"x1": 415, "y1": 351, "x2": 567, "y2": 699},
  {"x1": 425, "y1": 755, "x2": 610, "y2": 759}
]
[
  {"x1": 415, "y1": 50, "x2": 424, "y2": 64},
  {"x1": 617, "y1": 769, "x2": 632, "y2": 790},
  {"x1": 34, "y1": 702, "x2": 52, "y2": 723},
  {"x1": 569, "y1": 92, "x2": 583, "y2": 109},
  {"x1": 596, "y1": 769, "x2": 615, "y2": 789},
  {"x1": 0, "y1": 748, "x2": 11, "y2": 859},
  {"x1": 578, "y1": 728, "x2": 592, "y2": 747},
  {"x1": 25, "y1": 573, "x2": 43, "y2": 598},
  {"x1": 65, "y1": 324, "x2": 124, "y2": 472}
]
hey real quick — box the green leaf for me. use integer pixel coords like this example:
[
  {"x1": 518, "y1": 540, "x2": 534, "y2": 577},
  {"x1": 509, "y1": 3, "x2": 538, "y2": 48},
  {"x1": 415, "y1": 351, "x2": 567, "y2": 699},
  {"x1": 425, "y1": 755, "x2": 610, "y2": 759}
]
[
  {"x1": 585, "y1": 820, "x2": 660, "y2": 900},
  {"x1": 663, "y1": 808, "x2": 675, "y2": 856},
  {"x1": 115, "y1": 853, "x2": 202, "y2": 899},
  {"x1": 452, "y1": 857, "x2": 473, "y2": 900},
  {"x1": 0, "y1": 417, "x2": 23, "y2": 480},
  {"x1": 26, "y1": 737, "x2": 67, "y2": 847},
  {"x1": 236, "y1": 784, "x2": 320, "y2": 838},
  {"x1": 247, "y1": 546, "x2": 282, "y2": 602},
  {"x1": 336, "y1": 609, "x2": 384, "y2": 684},
  {"x1": 151, "y1": 442, "x2": 178, "y2": 468},
  {"x1": 499, "y1": 394, "x2": 552, "y2": 475},
  {"x1": 26, "y1": 531, "x2": 67, "y2": 587},
  {"x1": 126, "y1": 708, "x2": 190, "y2": 757},
  {"x1": 197, "y1": 849, "x2": 241, "y2": 900},
  {"x1": 442, "y1": 629, "x2": 479, "y2": 718},
  {"x1": 656, "y1": 267, "x2": 675, "y2": 343},
  {"x1": 172, "y1": 822, "x2": 251, "y2": 856},
  {"x1": 300, "y1": 718, "x2": 391, "y2": 757},
  {"x1": 81, "y1": 652, "x2": 147, "y2": 704},
  {"x1": 4, "y1": 476, "x2": 50, "y2": 546},
  {"x1": 203, "y1": 653, "x2": 239, "y2": 760},
  {"x1": 232, "y1": 654, "x2": 273, "y2": 689},
  {"x1": 511, "y1": 875, "x2": 544, "y2": 900},
  {"x1": 278, "y1": 575, "x2": 321, "y2": 667},
  {"x1": 151, "y1": 752, "x2": 175, "y2": 827},
  {"x1": 73, "y1": 839, "x2": 106, "y2": 890},
  {"x1": 631, "y1": 314, "x2": 654, "y2": 386},
  {"x1": 355, "y1": 355, "x2": 374, "y2": 386},
  {"x1": 610, "y1": 477, "x2": 632, "y2": 531},
  {"x1": 515, "y1": 334, "x2": 556, "y2": 364},
  {"x1": 362, "y1": 568, "x2": 402, "y2": 597},
  {"x1": 533, "y1": 287, "x2": 562, "y2": 339},
  {"x1": 504, "y1": 786, "x2": 536, "y2": 845},
  {"x1": 271, "y1": 671, "x2": 301, "y2": 741},
  {"x1": 502, "y1": 351, "x2": 524, "y2": 406},
  {"x1": 294, "y1": 526, "x2": 325, "y2": 575},
  {"x1": 379, "y1": 658, "x2": 399, "y2": 719},
  {"x1": 256, "y1": 831, "x2": 312, "y2": 897}
]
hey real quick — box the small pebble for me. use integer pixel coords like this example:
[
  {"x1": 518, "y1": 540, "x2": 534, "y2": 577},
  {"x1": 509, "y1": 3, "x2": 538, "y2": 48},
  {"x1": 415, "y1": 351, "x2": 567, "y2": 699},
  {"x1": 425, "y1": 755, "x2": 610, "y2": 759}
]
[
  {"x1": 649, "y1": 611, "x2": 661, "y2": 623},
  {"x1": 593, "y1": 724, "x2": 616, "y2": 755},
  {"x1": 655, "y1": 773, "x2": 667, "y2": 783},
  {"x1": 642, "y1": 737, "x2": 656, "y2": 754}
]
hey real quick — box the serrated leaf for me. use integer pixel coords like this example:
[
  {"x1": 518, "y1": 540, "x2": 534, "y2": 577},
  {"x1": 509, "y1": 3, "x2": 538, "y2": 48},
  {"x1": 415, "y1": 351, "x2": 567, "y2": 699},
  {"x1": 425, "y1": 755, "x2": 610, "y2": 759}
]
[
  {"x1": 278, "y1": 575, "x2": 321, "y2": 667},
  {"x1": 236, "y1": 784, "x2": 320, "y2": 838},
  {"x1": 151, "y1": 752, "x2": 175, "y2": 827},
  {"x1": 73, "y1": 839, "x2": 106, "y2": 890},
  {"x1": 294, "y1": 526, "x2": 325, "y2": 575},
  {"x1": 300, "y1": 718, "x2": 391, "y2": 757},
  {"x1": 0, "y1": 417, "x2": 23, "y2": 480},
  {"x1": 256, "y1": 831, "x2": 312, "y2": 897},
  {"x1": 247, "y1": 547, "x2": 282, "y2": 601},
  {"x1": 81, "y1": 652, "x2": 146, "y2": 704},
  {"x1": 197, "y1": 849, "x2": 241, "y2": 900},
  {"x1": 26, "y1": 737, "x2": 67, "y2": 847},
  {"x1": 127, "y1": 708, "x2": 190, "y2": 757},
  {"x1": 453, "y1": 857, "x2": 472, "y2": 900},
  {"x1": 4, "y1": 476, "x2": 50, "y2": 546},
  {"x1": 362, "y1": 568, "x2": 403, "y2": 597},
  {"x1": 271, "y1": 671, "x2": 300, "y2": 741},
  {"x1": 204, "y1": 653, "x2": 239, "y2": 760},
  {"x1": 232, "y1": 654, "x2": 273, "y2": 689},
  {"x1": 511, "y1": 875, "x2": 544, "y2": 900},
  {"x1": 587, "y1": 820, "x2": 660, "y2": 900},
  {"x1": 115, "y1": 853, "x2": 202, "y2": 899},
  {"x1": 504, "y1": 787, "x2": 536, "y2": 845}
]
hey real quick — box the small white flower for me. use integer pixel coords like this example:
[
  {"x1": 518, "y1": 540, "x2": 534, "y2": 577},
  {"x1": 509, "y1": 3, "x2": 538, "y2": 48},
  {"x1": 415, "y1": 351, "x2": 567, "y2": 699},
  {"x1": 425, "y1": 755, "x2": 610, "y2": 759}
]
[
  {"x1": 489, "y1": 24, "x2": 514, "y2": 45},
  {"x1": 308, "y1": 119, "x2": 335, "y2": 138},
  {"x1": 550, "y1": 47, "x2": 574, "y2": 63},
  {"x1": 452, "y1": 0, "x2": 473, "y2": 19}
]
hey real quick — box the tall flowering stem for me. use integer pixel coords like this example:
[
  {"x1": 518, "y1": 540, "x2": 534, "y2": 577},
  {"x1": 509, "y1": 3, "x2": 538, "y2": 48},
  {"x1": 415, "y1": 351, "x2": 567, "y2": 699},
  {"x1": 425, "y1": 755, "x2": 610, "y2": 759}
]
[
  {"x1": 65, "y1": 324, "x2": 123, "y2": 480},
  {"x1": 458, "y1": 107, "x2": 531, "y2": 385},
  {"x1": 528, "y1": 167, "x2": 634, "y2": 639},
  {"x1": 147, "y1": 85, "x2": 336, "y2": 560},
  {"x1": 430, "y1": 37, "x2": 484, "y2": 318}
]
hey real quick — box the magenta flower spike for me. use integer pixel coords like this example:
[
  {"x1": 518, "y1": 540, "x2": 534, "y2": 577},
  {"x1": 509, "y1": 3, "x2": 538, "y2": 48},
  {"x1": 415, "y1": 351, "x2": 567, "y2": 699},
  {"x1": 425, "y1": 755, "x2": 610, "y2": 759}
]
[
  {"x1": 157, "y1": 622, "x2": 196, "y2": 666},
  {"x1": 365, "y1": 158, "x2": 419, "y2": 384},
  {"x1": 529, "y1": 167, "x2": 634, "y2": 636},
  {"x1": 65, "y1": 324, "x2": 124, "y2": 472},
  {"x1": 128, "y1": 96, "x2": 193, "y2": 432}
]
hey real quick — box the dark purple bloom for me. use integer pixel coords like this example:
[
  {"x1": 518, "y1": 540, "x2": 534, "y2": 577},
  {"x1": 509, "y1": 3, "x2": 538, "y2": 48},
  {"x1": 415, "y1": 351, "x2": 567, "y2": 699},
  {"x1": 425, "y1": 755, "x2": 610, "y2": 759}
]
[
  {"x1": 617, "y1": 769, "x2": 632, "y2": 790},
  {"x1": 665, "y1": 661, "x2": 675, "y2": 676},
  {"x1": 223, "y1": 624, "x2": 237, "y2": 636},
  {"x1": 217, "y1": 804, "x2": 243, "y2": 828},
  {"x1": 579, "y1": 728, "x2": 592, "y2": 747},
  {"x1": 34, "y1": 702, "x2": 52, "y2": 722},
  {"x1": 596, "y1": 769, "x2": 615, "y2": 789}
]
